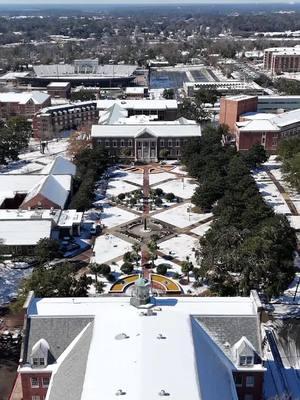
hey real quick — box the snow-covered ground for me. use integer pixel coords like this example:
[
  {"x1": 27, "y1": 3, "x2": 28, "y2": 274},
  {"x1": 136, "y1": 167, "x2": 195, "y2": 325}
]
[
  {"x1": 171, "y1": 165, "x2": 188, "y2": 175},
  {"x1": 158, "y1": 234, "x2": 200, "y2": 265},
  {"x1": 191, "y1": 221, "x2": 212, "y2": 237},
  {"x1": 152, "y1": 177, "x2": 198, "y2": 199},
  {"x1": 93, "y1": 234, "x2": 132, "y2": 264},
  {"x1": 154, "y1": 203, "x2": 212, "y2": 228},
  {"x1": 100, "y1": 205, "x2": 138, "y2": 229},
  {"x1": 1, "y1": 139, "x2": 69, "y2": 174},
  {"x1": 149, "y1": 172, "x2": 175, "y2": 185},
  {"x1": 106, "y1": 180, "x2": 138, "y2": 198},
  {"x1": 254, "y1": 174, "x2": 290, "y2": 215},
  {"x1": 0, "y1": 262, "x2": 32, "y2": 304},
  {"x1": 110, "y1": 169, "x2": 143, "y2": 186}
]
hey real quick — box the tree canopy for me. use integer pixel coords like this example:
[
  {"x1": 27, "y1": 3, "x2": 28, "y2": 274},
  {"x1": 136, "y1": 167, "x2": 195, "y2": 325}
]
[
  {"x1": 278, "y1": 137, "x2": 300, "y2": 191},
  {"x1": 182, "y1": 125, "x2": 296, "y2": 297},
  {"x1": 0, "y1": 117, "x2": 32, "y2": 165}
]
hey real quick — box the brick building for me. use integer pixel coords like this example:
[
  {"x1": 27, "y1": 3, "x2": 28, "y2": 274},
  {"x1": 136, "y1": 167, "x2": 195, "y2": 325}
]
[
  {"x1": 91, "y1": 120, "x2": 201, "y2": 162},
  {"x1": 184, "y1": 81, "x2": 264, "y2": 98},
  {"x1": 47, "y1": 82, "x2": 71, "y2": 99},
  {"x1": 0, "y1": 91, "x2": 50, "y2": 119},
  {"x1": 32, "y1": 101, "x2": 98, "y2": 139},
  {"x1": 14, "y1": 290, "x2": 265, "y2": 400},
  {"x1": 263, "y1": 46, "x2": 300, "y2": 74},
  {"x1": 220, "y1": 95, "x2": 259, "y2": 132},
  {"x1": 220, "y1": 95, "x2": 300, "y2": 152}
]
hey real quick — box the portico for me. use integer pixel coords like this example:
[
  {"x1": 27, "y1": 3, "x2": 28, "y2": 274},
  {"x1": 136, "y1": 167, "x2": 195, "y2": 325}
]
[{"x1": 135, "y1": 129, "x2": 158, "y2": 162}]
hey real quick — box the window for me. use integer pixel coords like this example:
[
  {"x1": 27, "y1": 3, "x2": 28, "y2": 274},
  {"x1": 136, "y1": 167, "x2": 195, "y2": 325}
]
[
  {"x1": 160, "y1": 139, "x2": 164, "y2": 147},
  {"x1": 128, "y1": 140, "x2": 132, "y2": 147},
  {"x1": 31, "y1": 377, "x2": 39, "y2": 388},
  {"x1": 32, "y1": 396, "x2": 40, "y2": 400},
  {"x1": 113, "y1": 140, "x2": 117, "y2": 148},
  {"x1": 32, "y1": 358, "x2": 39, "y2": 367},
  {"x1": 39, "y1": 358, "x2": 45, "y2": 366},
  {"x1": 240, "y1": 356, "x2": 253, "y2": 366},
  {"x1": 42, "y1": 377, "x2": 50, "y2": 387},
  {"x1": 105, "y1": 140, "x2": 110, "y2": 148},
  {"x1": 120, "y1": 140, "x2": 125, "y2": 147},
  {"x1": 168, "y1": 140, "x2": 172, "y2": 147},
  {"x1": 234, "y1": 374, "x2": 242, "y2": 387},
  {"x1": 246, "y1": 376, "x2": 254, "y2": 387},
  {"x1": 176, "y1": 139, "x2": 180, "y2": 147}
]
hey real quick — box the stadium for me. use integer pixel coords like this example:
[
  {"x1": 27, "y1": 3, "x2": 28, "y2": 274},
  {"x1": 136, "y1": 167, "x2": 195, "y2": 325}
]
[{"x1": 18, "y1": 59, "x2": 139, "y2": 88}]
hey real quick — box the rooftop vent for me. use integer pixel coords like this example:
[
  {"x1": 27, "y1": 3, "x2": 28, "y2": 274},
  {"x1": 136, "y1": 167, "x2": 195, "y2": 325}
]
[
  {"x1": 157, "y1": 333, "x2": 166, "y2": 340},
  {"x1": 115, "y1": 389, "x2": 126, "y2": 396},
  {"x1": 115, "y1": 333, "x2": 130, "y2": 340},
  {"x1": 158, "y1": 389, "x2": 169, "y2": 396},
  {"x1": 224, "y1": 342, "x2": 231, "y2": 349}
]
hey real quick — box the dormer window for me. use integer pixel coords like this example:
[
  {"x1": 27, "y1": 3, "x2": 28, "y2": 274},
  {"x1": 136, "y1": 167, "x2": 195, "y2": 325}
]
[
  {"x1": 239, "y1": 355, "x2": 254, "y2": 366},
  {"x1": 232, "y1": 336, "x2": 257, "y2": 368},
  {"x1": 32, "y1": 357, "x2": 46, "y2": 367},
  {"x1": 30, "y1": 338, "x2": 50, "y2": 368}
]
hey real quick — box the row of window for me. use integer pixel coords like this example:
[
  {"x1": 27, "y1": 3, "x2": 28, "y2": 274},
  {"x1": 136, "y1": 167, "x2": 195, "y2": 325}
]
[
  {"x1": 32, "y1": 358, "x2": 46, "y2": 367},
  {"x1": 32, "y1": 396, "x2": 45, "y2": 400},
  {"x1": 234, "y1": 374, "x2": 255, "y2": 387},
  {"x1": 102, "y1": 139, "x2": 185, "y2": 148},
  {"x1": 239, "y1": 356, "x2": 254, "y2": 366},
  {"x1": 31, "y1": 376, "x2": 50, "y2": 388}
]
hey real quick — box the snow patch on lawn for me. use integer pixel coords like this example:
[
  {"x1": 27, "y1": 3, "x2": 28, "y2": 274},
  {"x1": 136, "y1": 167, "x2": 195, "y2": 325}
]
[
  {"x1": 106, "y1": 180, "x2": 138, "y2": 198},
  {"x1": 92, "y1": 234, "x2": 132, "y2": 264},
  {"x1": 100, "y1": 205, "x2": 138, "y2": 229},
  {"x1": 152, "y1": 177, "x2": 198, "y2": 199},
  {"x1": 191, "y1": 221, "x2": 212, "y2": 237},
  {"x1": 154, "y1": 203, "x2": 212, "y2": 228},
  {"x1": 159, "y1": 234, "x2": 200, "y2": 265}
]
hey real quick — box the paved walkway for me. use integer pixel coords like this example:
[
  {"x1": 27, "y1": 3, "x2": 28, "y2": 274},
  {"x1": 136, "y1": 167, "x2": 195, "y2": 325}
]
[
  {"x1": 142, "y1": 166, "x2": 151, "y2": 279},
  {"x1": 266, "y1": 169, "x2": 299, "y2": 216}
]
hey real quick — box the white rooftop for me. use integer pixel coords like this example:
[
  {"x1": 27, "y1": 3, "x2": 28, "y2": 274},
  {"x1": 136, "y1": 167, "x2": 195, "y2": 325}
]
[
  {"x1": 91, "y1": 124, "x2": 201, "y2": 138},
  {"x1": 41, "y1": 156, "x2": 76, "y2": 176},
  {"x1": 97, "y1": 99, "x2": 178, "y2": 111},
  {"x1": 0, "y1": 91, "x2": 50, "y2": 105},
  {"x1": 47, "y1": 82, "x2": 70, "y2": 88},
  {"x1": 0, "y1": 208, "x2": 60, "y2": 222},
  {"x1": 29, "y1": 296, "x2": 259, "y2": 400},
  {"x1": 0, "y1": 220, "x2": 52, "y2": 245},
  {"x1": 238, "y1": 108, "x2": 300, "y2": 131}
]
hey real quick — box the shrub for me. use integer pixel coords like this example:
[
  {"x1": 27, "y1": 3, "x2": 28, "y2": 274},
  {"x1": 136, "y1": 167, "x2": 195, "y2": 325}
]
[
  {"x1": 99, "y1": 264, "x2": 111, "y2": 276},
  {"x1": 156, "y1": 264, "x2": 169, "y2": 275},
  {"x1": 155, "y1": 188, "x2": 164, "y2": 197},
  {"x1": 121, "y1": 262, "x2": 134, "y2": 275},
  {"x1": 118, "y1": 193, "x2": 126, "y2": 201},
  {"x1": 165, "y1": 192, "x2": 175, "y2": 202},
  {"x1": 155, "y1": 197, "x2": 163, "y2": 207}
]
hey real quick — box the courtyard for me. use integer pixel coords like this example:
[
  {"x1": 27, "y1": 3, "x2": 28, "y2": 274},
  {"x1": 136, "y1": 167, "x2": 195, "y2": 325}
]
[{"x1": 90, "y1": 161, "x2": 211, "y2": 295}]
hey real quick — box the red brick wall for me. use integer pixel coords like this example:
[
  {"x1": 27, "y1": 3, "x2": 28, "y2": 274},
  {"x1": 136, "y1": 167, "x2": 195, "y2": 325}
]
[
  {"x1": 21, "y1": 372, "x2": 51, "y2": 400},
  {"x1": 237, "y1": 130, "x2": 280, "y2": 153},
  {"x1": 20, "y1": 193, "x2": 59, "y2": 210},
  {"x1": 233, "y1": 371, "x2": 264, "y2": 400},
  {"x1": 0, "y1": 98, "x2": 50, "y2": 119},
  {"x1": 220, "y1": 97, "x2": 258, "y2": 133}
]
